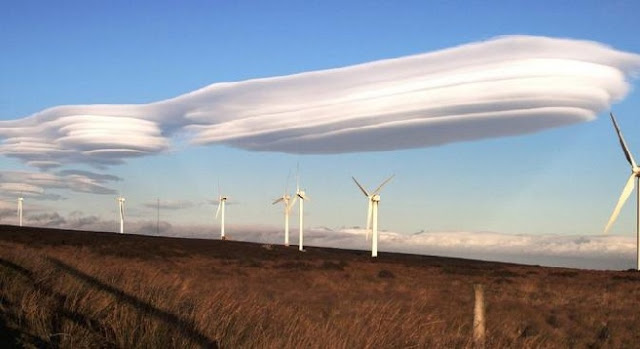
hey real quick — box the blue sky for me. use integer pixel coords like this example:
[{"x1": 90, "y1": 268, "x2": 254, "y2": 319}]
[{"x1": 2, "y1": 1, "x2": 640, "y2": 268}]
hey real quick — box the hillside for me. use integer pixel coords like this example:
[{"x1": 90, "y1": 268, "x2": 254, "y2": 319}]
[{"x1": 0, "y1": 225, "x2": 638, "y2": 348}]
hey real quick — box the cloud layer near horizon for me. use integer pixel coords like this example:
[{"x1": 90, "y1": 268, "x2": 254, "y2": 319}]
[
  {"x1": 11, "y1": 209, "x2": 634, "y2": 270},
  {"x1": 1, "y1": 35, "x2": 639, "y2": 169},
  {"x1": 171, "y1": 226, "x2": 636, "y2": 270}
]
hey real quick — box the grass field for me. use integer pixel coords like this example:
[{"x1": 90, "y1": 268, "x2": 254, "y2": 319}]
[{"x1": 0, "y1": 225, "x2": 639, "y2": 348}]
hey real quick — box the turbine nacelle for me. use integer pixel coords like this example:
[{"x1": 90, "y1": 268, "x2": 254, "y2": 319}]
[
  {"x1": 215, "y1": 196, "x2": 227, "y2": 219},
  {"x1": 352, "y1": 175, "x2": 394, "y2": 256},
  {"x1": 273, "y1": 194, "x2": 296, "y2": 208},
  {"x1": 274, "y1": 189, "x2": 296, "y2": 247},
  {"x1": 215, "y1": 190, "x2": 228, "y2": 240}
]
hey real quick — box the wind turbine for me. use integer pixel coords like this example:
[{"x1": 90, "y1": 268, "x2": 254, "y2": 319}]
[
  {"x1": 273, "y1": 188, "x2": 297, "y2": 247},
  {"x1": 216, "y1": 186, "x2": 228, "y2": 240},
  {"x1": 117, "y1": 195, "x2": 125, "y2": 234},
  {"x1": 296, "y1": 172, "x2": 309, "y2": 252},
  {"x1": 605, "y1": 112, "x2": 640, "y2": 270},
  {"x1": 352, "y1": 175, "x2": 394, "y2": 258},
  {"x1": 17, "y1": 196, "x2": 23, "y2": 227}
]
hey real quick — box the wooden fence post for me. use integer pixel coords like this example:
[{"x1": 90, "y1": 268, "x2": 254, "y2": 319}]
[{"x1": 473, "y1": 284, "x2": 486, "y2": 348}]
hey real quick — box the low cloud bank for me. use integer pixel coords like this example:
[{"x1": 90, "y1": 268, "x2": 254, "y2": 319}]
[
  {"x1": 219, "y1": 227, "x2": 634, "y2": 270},
  {"x1": 11, "y1": 209, "x2": 635, "y2": 270},
  {"x1": 34, "y1": 210, "x2": 628, "y2": 270},
  {"x1": 1, "y1": 35, "x2": 639, "y2": 170}
]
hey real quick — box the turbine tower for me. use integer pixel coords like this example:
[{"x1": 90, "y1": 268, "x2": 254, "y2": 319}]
[
  {"x1": 273, "y1": 192, "x2": 297, "y2": 247},
  {"x1": 605, "y1": 112, "x2": 640, "y2": 270},
  {"x1": 17, "y1": 197, "x2": 23, "y2": 227},
  {"x1": 296, "y1": 174, "x2": 309, "y2": 252},
  {"x1": 117, "y1": 196, "x2": 125, "y2": 234},
  {"x1": 352, "y1": 175, "x2": 394, "y2": 258},
  {"x1": 216, "y1": 193, "x2": 228, "y2": 240}
]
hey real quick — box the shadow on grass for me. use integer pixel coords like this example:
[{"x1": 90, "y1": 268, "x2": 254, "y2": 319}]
[
  {"x1": 46, "y1": 257, "x2": 219, "y2": 348},
  {"x1": 0, "y1": 258, "x2": 99, "y2": 348},
  {"x1": 0, "y1": 257, "x2": 218, "y2": 348},
  {"x1": 0, "y1": 297, "x2": 49, "y2": 348}
]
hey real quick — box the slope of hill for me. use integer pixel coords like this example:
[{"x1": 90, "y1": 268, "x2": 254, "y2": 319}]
[{"x1": 0, "y1": 225, "x2": 638, "y2": 348}]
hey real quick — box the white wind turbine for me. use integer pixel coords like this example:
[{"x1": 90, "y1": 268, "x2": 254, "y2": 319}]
[
  {"x1": 17, "y1": 196, "x2": 23, "y2": 227},
  {"x1": 605, "y1": 112, "x2": 640, "y2": 270},
  {"x1": 117, "y1": 195, "x2": 125, "y2": 234},
  {"x1": 273, "y1": 181, "x2": 297, "y2": 247},
  {"x1": 296, "y1": 173, "x2": 309, "y2": 252},
  {"x1": 352, "y1": 175, "x2": 394, "y2": 258},
  {"x1": 216, "y1": 186, "x2": 228, "y2": 240}
]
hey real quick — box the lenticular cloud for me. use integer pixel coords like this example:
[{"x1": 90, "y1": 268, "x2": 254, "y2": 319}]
[{"x1": 1, "y1": 35, "x2": 639, "y2": 168}]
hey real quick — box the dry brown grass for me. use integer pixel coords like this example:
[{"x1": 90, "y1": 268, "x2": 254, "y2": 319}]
[{"x1": 1, "y1": 225, "x2": 639, "y2": 348}]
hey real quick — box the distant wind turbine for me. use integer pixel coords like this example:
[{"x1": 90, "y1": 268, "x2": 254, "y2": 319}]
[
  {"x1": 272, "y1": 182, "x2": 297, "y2": 247},
  {"x1": 605, "y1": 113, "x2": 640, "y2": 271},
  {"x1": 352, "y1": 175, "x2": 394, "y2": 258},
  {"x1": 17, "y1": 196, "x2": 23, "y2": 227},
  {"x1": 296, "y1": 170, "x2": 309, "y2": 252},
  {"x1": 216, "y1": 185, "x2": 228, "y2": 240},
  {"x1": 117, "y1": 195, "x2": 125, "y2": 234}
]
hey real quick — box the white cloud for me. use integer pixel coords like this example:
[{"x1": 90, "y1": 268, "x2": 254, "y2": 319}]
[
  {"x1": 185, "y1": 37, "x2": 640, "y2": 153},
  {"x1": 0, "y1": 182, "x2": 44, "y2": 196},
  {"x1": 0, "y1": 170, "x2": 118, "y2": 198},
  {"x1": 56, "y1": 169, "x2": 122, "y2": 183},
  {"x1": 0, "y1": 107, "x2": 170, "y2": 168},
  {"x1": 0, "y1": 36, "x2": 638, "y2": 168},
  {"x1": 376, "y1": 230, "x2": 633, "y2": 257}
]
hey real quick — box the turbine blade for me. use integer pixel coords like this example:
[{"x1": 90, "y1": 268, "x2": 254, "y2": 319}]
[
  {"x1": 287, "y1": 196, "x2": 298, "y2": 211},
  {"x1": 352, "y1": 177, "x2": 370, "y2": 197},
  {"x1": 604, "y1": 174, "x2": 636, "y2": 233},
  {"x1": 285, "y1": 169, "x2": 292, "y2": 196},
  {"x1": 373, "y1": 174, "x2": 395, "y2": 195},
  {"x1": 215, "y1": 200, "x2": 221, "y2": 219},
  {"x1": 610, "y1": 113, "x2": 637, "y2": 168},
  {"x1": 296, "y1": 163, "x2": 300, "y2": 193},
  {"x1": 273, "y1": 197, "x2": 284, "y2": 205}
]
